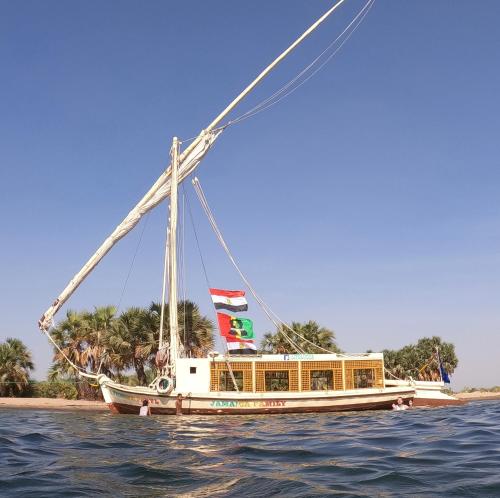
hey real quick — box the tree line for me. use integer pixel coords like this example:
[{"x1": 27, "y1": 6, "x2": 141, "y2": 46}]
[
  {"x1": 382, "y1": 336, "x2": 458, "y2": 381},
  {"x1": 1, "y1": 300, "x2": 458, "y2": 398}
]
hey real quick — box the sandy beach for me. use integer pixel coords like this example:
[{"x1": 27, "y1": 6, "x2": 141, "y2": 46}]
[
  {"x1": 455, "y1": 392, "x2": 500, "y2": 401},
  {"x1": 0, "y1": 397, "x2": 107, "y2": 412}
]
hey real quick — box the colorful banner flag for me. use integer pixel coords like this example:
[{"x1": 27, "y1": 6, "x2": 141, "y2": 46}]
[
  {"x1": 217, "y1": 312, "x2": 232, "y2": 337},
  {"x1": 217, "y1": 313, "x2": 254, "y2": 339},
  {"x1": 229, "y1": 317, "x2": 254, "y2": 339},
  {"x1": 217, "y1": 313, "x2": 257, "y2": 354},
  {"x1": 210, "y1": 288, "x2": 248, "y2": 312}
]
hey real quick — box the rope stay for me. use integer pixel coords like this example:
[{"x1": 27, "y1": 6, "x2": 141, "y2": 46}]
[
  {"x1": 183, "y1": 182, "x2": 229, "y2": 356},
  {"x1": 218, "y1": 0, "x2": 376, "y2": 130},
  {"x1": 41, "y1": 326, "x2": 98, "y2": 380},
  {"x1": 192, "y1": 176, "x2": 340, "y2": 355},
  {"x1": 117, "y1": 211, "x2": 151, "y2": 312},
  {"x1": 178, "y1": 0, "x2": 375, "y2": 145}
]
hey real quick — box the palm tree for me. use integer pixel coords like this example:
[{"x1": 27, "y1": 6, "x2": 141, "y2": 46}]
[
  {"x1": 104, "y1": 307, "x2": 152, "y2": 385},
  {"x1": 83, "y1": 306, "x2": 116, "y2": 374},
  {"x1": 260, "y1": 320, "x2": 341, "y2": 354},
  {"x1": 149, "y1": 300, "x2": 214, "y2": 359},
  {"x1": 260, "y1": 329, "x2": 292, "y2": 354},
  {"x1": 0, "y1": 338, "x2": 34, "y2": 397},
  {"x1": 383, "y1": 336, "x2": 458, "y2": 381},
  {"x1": 50, "y1": 310, "x2": 88, "y2": 379},
  {"x1": 50, "y1": 307, "x2": 117, "y2": 398},
  {"x1": 49, "y1": 301, "x2": 214, "y2": 389}
]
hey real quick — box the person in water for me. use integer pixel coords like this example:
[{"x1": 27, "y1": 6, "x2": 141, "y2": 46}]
[
  {"x1": 392, "y1": 397, "x2": 408, "y2": 410},
  {"x1": 139, "y1": 399, "x2": 151, "y2": 416},
  {"x1": 176, "y1": 393, "x2": 184, "y2": 415}
]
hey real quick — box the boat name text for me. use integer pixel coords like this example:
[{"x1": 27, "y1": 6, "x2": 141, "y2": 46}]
[{"x1": 210, "y1": 400, "x2": 286, "y2": 408}]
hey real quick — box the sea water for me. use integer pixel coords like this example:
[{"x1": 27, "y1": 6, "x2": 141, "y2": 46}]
[{"x1": 1, "y1": 401, "x2": 499, "y2": 497}]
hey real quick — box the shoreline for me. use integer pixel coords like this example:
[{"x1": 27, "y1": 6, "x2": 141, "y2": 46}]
[
  {"x1": 454, "y1": 392, "x2": 500, "y2": 401},
  {"x1": 1, "y1": 392, "x2": 499, "y2": 413},
  {"x1": 0, "y1": 397, "x2": 108, "y2": 412}
]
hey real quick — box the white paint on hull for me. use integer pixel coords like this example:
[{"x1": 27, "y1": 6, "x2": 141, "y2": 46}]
[
  {"x1": 98, "y1": 376, "x2": 415, "y2": 415},
  {"x1": 385, "y1": 379, "x2": 459, "y2": 402}
]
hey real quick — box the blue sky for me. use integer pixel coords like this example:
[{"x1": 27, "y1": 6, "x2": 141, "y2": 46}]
[{"x1": 1, "y1": 1, "x2": 499, "y2": 389}]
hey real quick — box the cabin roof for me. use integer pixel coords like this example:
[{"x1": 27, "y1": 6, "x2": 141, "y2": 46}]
[{"x1": 177, "y1": 352, "x2": 384, "y2": 363}]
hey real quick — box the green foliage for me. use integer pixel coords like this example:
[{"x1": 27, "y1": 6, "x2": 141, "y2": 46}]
[
  {"x1": 260, "y1": 321, "x2": 341, "y2": 354},
  {"x1": 49, "y1": 300, "x2": 214, "y2": 396},
  {"x1": 0, "y1": 338, "x2": 34, "y2": 397},
  {"x1": 32, "y1": 381, "x2": 78, "y2": 399},
  {"x1": 460, "y1": 386, "x2": 500, "y2": 393},
  {"x1": 383, "y1": 336, "x2": 458, "y2": 381}
]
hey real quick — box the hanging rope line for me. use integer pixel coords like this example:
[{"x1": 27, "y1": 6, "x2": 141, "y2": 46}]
[
  {"x1": 41, "y1": 328, "x2": 97, "y2": 380},
  {"x1": 117, "y1": 211, "x2": 151, "y2": 312},
  {"x1": 183, "y1": 183, "x2": 211, "y2": 291},
  {"x1": 177, "y1": 0, "x2": 375, "y2": 148},
  {"x1": 385, "y1": 369, "x2": 404, "y2": 381},
  {"x1": 221, "y1": 0, "x2": 375, "y2": 129},
  {"x1": 192, "y1": 176, "x2": 342, "y2": 355},
  {"x1": 183, "y1": 182, "x2": 229, "y2": 355}
]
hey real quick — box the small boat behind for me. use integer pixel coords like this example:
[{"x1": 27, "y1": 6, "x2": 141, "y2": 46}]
[{"x1": 385, "y1": 379, "x2": 464, "y2": 407}]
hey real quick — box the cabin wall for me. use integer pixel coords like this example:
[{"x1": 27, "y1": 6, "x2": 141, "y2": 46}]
[
  {"x1": 209, "y1": 357, "x2": 385, "y2": 393},
  {"x1": 210, "y1": 361, "x2": 253, "y2": 392},
  {"x1": 301, "y1": 361, "x2": 344, "y2": 391},
  {"x1": 343, "y1": 359, "x2": 384, "y2": 389},
  {"x1": 255, "y1": 361, "x2": 299, "y2": 392},
  {"x1": 176, "y1": 358, "x2": 211, "y2": 393}
]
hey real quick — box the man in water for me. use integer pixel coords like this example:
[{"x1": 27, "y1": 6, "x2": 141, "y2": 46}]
[
  {"x1": 176, "y1": 393, "x2": 184, "y2": 415},
  {"x1": 139, "y1": 399, "x2": 151, "y2": 416},
  {"x1": 392, "y1": 397, "x2": 409, "y2": 410}
]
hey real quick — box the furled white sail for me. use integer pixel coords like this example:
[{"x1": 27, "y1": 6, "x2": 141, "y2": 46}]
[{"x1": 38, "y1": 129, "x2": 222, "y2": 331}]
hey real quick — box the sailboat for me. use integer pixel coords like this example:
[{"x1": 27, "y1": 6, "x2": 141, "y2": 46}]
[{"x1": 38, "y1": 0, "x2": 415, "y2": 415}]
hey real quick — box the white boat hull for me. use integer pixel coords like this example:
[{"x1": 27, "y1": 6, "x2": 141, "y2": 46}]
[
  {"x1": 99, "y1": 377, "x2": 415, "y2": 415},
  {"x1": 385, "y1": 379, "x2": 465, "y2": 407}
]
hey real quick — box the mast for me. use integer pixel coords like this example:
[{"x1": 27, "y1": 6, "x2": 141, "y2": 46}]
[
  {"x1": 158, "y1": 198, "x2": 169, "y2": 352},
  {"x1": 38, "y1": 0, "x2": 349, "y2": 331},
  {"x1": 168, "y1": 137, "x2": 180, "y2": 377}
]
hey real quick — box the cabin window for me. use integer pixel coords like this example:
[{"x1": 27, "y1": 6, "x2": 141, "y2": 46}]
[
  {"x1": 265, "y1": 371, "x2": 289, "y2": 391},
  {"x1": 190, "y1": 367, "x2": 197, "y2": 374},
  {"x1": 310, "y1": 370, "x2": 333, "y2": 390},
  {"x1": 219, "y1": 371, "x2": 244, "y2": 391},
  {"x1": 353, "y1": 368, "x2": 374, "y2": 389}
]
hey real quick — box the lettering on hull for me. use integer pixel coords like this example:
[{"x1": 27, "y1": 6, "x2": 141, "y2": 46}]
[{"x1": 210, "y1": 400, "x2": 286, "y2": 408}]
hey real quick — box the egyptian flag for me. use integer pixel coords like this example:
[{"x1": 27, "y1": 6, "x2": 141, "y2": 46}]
[
  {"x1": 216, "y1": 313, "x2": 254, "y2": 339},
  {"x1": 210, "y1": 288, "x2": 248, "y2": 312},
  {"x1": 226, "y1": 339, "x2": 257, "y2": 355}
]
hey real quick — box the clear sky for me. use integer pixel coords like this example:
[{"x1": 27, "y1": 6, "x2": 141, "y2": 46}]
[{"x1": 1, "y1": 1, "x2": 499, "y2": 389}]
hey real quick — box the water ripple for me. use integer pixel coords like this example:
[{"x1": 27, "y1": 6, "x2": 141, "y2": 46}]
[{"x1": 0, "y1": 401, "x2": 499, "y2": 497}]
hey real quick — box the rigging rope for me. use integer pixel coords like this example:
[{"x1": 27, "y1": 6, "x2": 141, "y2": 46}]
[
  {"x1": 178, "y1": 0, "x2": 375, "y2": 144},
  {"x1": 192, "y1": 176, "x2": 343, "y2": 355},
  {"x1": 41, "y1": 327, "x2": 97, "y2": 380},
  {"x1": 183, "y1": 182, "x2": 229, "y2": 355},
  {"x1": 117, "y1": 211, "x2": 150, "y2": 312},
  {"x1": 222, "y1": 0, "x2": 375, "y2": 129},
  {"x1": 191, "y1": 177, "x2": 303, "y2": 353}
]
